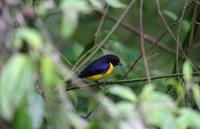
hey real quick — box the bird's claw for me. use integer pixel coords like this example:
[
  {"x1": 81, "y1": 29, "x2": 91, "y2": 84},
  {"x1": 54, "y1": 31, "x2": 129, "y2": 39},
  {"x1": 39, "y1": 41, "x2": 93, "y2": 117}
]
[{"x1": 95, "y1": 80, "x2": 107, "y2": 87}]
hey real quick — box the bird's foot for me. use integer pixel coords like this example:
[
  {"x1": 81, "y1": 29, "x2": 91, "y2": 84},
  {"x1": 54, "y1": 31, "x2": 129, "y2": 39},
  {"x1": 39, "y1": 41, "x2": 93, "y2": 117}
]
[
  {"x1": 95, "y1": 80, "x2": 100, "y2": 86},
  {"x1": 95, "y1": 80, "x2": 107, "y2": 87}
]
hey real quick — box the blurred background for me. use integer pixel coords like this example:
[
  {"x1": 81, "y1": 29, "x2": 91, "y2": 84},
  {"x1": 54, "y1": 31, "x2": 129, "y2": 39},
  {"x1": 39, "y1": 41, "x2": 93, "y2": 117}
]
[{"x1": 0, "y1": 0, "x2": 200, "y2": 129}]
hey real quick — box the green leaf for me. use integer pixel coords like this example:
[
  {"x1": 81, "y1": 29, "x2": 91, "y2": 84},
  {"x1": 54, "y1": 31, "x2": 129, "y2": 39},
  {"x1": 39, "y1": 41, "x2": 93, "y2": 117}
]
[
  {"x1": 192, "y1": 86, "x2": 200, "y2": 110},
  {"x1": 177, "y1": 108, "x2": 200, "y2": 129},
  {"x1": 108, "y1": 85, "x2": 137, "y2": 102},
  {"x1": 14, "y1": 27, "x2": 43, "y2": 50},
  {"x1": 97, "y1": 94, "x2": 119, "y2": 117},
  {"x1": 104, "y1": 0, "x2": 126, "y2": 8},
  {"x1": 28, "y1": 91, "x2": 45, "y2": 129},
  {"x1": 140, "y1": 84, "x2": 154, "y2": 98},
  {"x1": 60, "y1": 12, "x2": 78, "y2": 38},
  {"x1": 12, "y1": 101, "x2": 33, "y2": 129},
  {"x1": 163, "y1": 10, "x2": 177, "y2": 20},
  {"x1": 12, "y1": 91, "x2": 44, "y2": 129},
  {"x1": 67, "y1": 113, "x2": 88, "y2": 129},
  {"x1": 89, "y1": 0, "x2": 105, "y2": 10},
  {"x1": 182, "y1": 20, "x2": 190, "y2": 32},
  {"x1": 60, "y1": 0, "x2": 91, "y2": 37},
  {"x1": 0, "y1": 54, "x2": 34, "y2": 121},
  {"x1": 146, "y1": 109, "x2": 177, "y2": 129},
  {"x1": 141, "y1": 85, "x2": 177, "y2": 129},
  {"x1": 116, "y1": 101, "x2": 135, "y2": 116},
  {"x1": 183, "y1": 60, "x2": 193, "y2": 81},
  {"x1": 40, "y1": 56, "x2": 59, "y2": 87},
  {"x1": 73, "y1": 42, "x2": 84, "y2": 58},
  {"x1": 35, "y1": 0, "x2": 55, "y2": 16},
  {"x1": 61, "y1": 0, "x2": 91, "y2": 13},
  {"x1": 78, "y1": 42, "x2": 95, "y2": 59},
  {"x1": 141, "y1": 85, "x2": 176, "y2": 111},
  {"x1": 166, "y1": 79, "x2": 184, "y2": 95}
]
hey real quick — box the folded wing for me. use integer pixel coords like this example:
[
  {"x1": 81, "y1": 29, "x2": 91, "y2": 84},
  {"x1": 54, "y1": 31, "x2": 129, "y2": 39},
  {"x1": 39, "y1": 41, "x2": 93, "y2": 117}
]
[{"x1": 79, "y1": 63, "x2": 109, "y2": 78}]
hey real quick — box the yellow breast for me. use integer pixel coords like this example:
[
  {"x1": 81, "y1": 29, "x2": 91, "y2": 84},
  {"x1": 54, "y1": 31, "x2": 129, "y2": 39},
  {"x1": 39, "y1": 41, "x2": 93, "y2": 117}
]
[{"x1": 87, "y1": 63, "x2": 114, "y2": 80}]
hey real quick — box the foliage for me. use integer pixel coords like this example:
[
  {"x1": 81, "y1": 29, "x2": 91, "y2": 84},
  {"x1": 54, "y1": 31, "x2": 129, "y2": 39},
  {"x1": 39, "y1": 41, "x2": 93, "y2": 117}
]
[{"x1": 0, "y1": 0, "x2": 200, "y2": 129}]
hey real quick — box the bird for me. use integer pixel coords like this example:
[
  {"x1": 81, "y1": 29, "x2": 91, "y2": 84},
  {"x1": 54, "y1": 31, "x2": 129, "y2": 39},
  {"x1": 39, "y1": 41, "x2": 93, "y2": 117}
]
[{"x1": 78, "y1": 54, "x2": 121, "y2": 81}]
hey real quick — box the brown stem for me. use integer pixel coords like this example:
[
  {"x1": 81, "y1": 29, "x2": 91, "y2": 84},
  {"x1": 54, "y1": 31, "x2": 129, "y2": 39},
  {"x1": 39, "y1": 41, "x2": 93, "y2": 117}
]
[
  {"x1": 98, "y1": 11, "x2": 175, "y2": 56},
  {"x1": 95, "y1": 6, "x2": 109, "y2": 44},
  {"x1": 66, "y1": 72, "x2": 200, "y2": 91},
  {"x1": 139, "y1": 0, "x2": 151, "y2": 83}
]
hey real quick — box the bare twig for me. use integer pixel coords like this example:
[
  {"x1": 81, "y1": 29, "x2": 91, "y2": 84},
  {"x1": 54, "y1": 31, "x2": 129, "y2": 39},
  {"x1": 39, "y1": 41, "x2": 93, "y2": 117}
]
[
  {"x1": 70, "y1": 7, "x2": 109, "y2": 77},
  {"x1": 95, "y1": 6, "x2": 109, "y2": 44},
  {"x1": 68, "y1": 0, "x2": 137, "y2": 78},
  {"x1": 156, "y1": 0, "x2": 199, "y2": 72},
  {"x1": 76, "y1": 0, "x2": 137, "y2": 71},
  {"x1": 66, "y1": 72, "x2": 200, "y2": 91},
  {"x1": 193, "y1": 0, "x2": 200, "y2": 5},
  {"x1": 122, "y1": 25, "x2": 175, "y2": 79},
  {"x1": 99, "y1": 11, "x2": 175, "y2": 56},
  {"x1": 176, "y1": 0, "x2": 190, "y2": 73},
  {"x1": 188, "y1": 4, "x2": 198, "y2": 56},
  {"x1": 122, "y1": 1, "x2": 194, "y2": 79},
  {"x1": 195, "y1": 20, "x2": 200, "y2": 24},
  {"x1": 46, "y1": 9, "x2": 175, "y2": 56},
  {"x1": 139, "y1": 0, "x2": 151, "y2": 83},
  {"x1": 193, "y1": 42, "x2": 200, "y2": 48},
  {"x1": 156, "y1": 0, "x2": 184, "y2": 55}
]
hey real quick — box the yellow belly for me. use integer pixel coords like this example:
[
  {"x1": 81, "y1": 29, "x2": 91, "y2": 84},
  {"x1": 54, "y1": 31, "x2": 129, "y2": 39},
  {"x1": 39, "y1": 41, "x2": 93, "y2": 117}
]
[{"x1": 87, "y1": 63, "x2": 114, "y2": 80}]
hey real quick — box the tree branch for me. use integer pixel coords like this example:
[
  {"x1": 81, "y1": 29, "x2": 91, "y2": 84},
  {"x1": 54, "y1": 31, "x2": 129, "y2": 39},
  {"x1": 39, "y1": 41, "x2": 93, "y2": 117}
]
[
  {"x1": 122, "y1": 0, "x2": 194, "y2": 79},
  {"x1": 139, "y1": 0, "x2": 151, "y2": 83},
  {"x1": 66, "y1": 72, "x2": 200, "y2": 91},
  {"x1": 98, "y1": 11, "x2": 175, "y2": 56},
  {"x1": 76, "y1": 0, "x2": 137, "y2": 71}
]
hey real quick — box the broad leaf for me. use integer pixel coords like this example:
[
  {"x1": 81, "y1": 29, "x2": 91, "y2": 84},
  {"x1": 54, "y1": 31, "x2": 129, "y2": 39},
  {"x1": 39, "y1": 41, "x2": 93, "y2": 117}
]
[
  {"x1": 104, "y1": 0, "x2": 126, "y2": 8},
  {"x1": 0, "y1": 54, "x2": 34, "y2": 120},
  {"x1": 183, "y1": 60, "x2": 193, "y2": 82},
  {"x1": 108, "y1": 85, "x2": 137, "y2": 102}
]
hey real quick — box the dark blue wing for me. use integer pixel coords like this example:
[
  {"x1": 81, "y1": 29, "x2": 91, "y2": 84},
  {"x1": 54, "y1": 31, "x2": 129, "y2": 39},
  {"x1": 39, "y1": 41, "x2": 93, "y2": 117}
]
[{"x1": 79, "y1": 62, "x2": 109, "y2": 78}]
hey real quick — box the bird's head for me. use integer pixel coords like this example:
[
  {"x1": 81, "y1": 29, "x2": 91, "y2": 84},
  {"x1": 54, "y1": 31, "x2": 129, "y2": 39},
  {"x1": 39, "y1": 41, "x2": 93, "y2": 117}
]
[{"x1": 106, "y1": 54, "x2": 121, "y2": 66}]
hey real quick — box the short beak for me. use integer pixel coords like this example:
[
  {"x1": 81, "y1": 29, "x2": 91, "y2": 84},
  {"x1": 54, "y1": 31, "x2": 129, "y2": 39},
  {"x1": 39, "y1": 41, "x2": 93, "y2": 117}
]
[{"x1": 118, "y1": 62, "x2": 122, "y2": 66}]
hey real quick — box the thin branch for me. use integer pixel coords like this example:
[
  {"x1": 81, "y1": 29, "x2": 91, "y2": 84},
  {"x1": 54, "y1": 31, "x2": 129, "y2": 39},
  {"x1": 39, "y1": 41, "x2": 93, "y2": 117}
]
[
  {"x1": 188, "y1": 4, "x2": 198, "y2": 56},
  {"x1": 176, "y1": 0, "x2": 190, "y2": 74},
  {"x1": 122, "y1": 1, "x2": 194, "y2": 79},
  {"x1": 195, "y1": 20, "x2": 200, "y2": 24},
  {"x1": 70, "y1": 7, "x2": 110, "y2": 78},
  {"x1": 156, "y1": 0, "x2": 184, "y2": 55},
  {"x1": 95, "y1": 6, "x2": 109, "y2": 44},
  {"x1": 99, "y1": 11, "x2": 175, "y2": 56},
  {"x1": 66, "y1": 72, "x2": 200, "y2": 91},
  {"x1": 46, "y1": 9, "x2": 175, "y2": 56},
  {"x1": 122, "y1": 29, "x2": 174, "y2": 79},
  {"x1": 76, "y1": 0, "x2": 137, "y2": 71},
  {"x1": 74, "y1": 6, "x2": 109, "y2": 69},
  {"x1": 193, "y1": 42, "x2": 200, "y2": 48},
  {"x1": 156, "y1": 0, "x2": 199, "y2": 72},
  {"x1": 72, "y1": 45, "x2": 96, "y2": 73},
  {"x1": 139, "y1": 0, "x2": 151, "y2": 83},
  {"x1": 193, "y1": 0, "x2": 200, "y2": 5}
]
